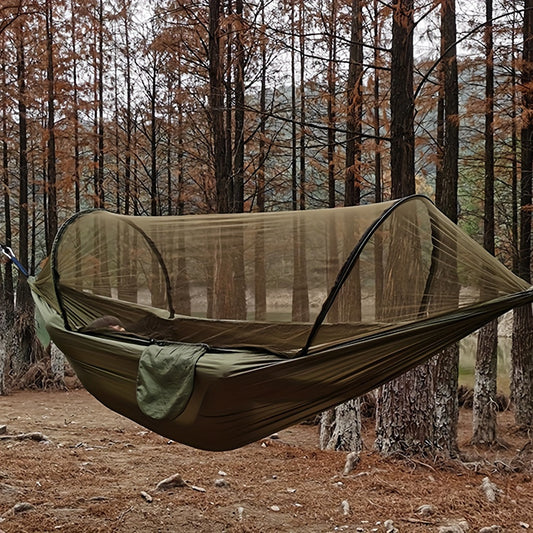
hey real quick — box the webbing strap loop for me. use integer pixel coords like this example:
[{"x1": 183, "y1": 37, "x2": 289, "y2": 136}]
[{"x1": 0, "y1": 243, "x2": 29, "y2": 277}]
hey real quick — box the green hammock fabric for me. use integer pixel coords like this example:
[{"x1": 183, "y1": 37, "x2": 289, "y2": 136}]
[{"x1": 29, "y1": 195, "x2": 533, "y2": 451}]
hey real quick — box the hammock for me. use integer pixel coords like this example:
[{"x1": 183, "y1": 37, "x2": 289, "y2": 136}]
[{"x1": 29, "y1": 195, "x2": 533, "y2": 451}]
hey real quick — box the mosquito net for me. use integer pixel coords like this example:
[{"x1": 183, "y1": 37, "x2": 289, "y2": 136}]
[{"x1": 40, "y1": 195, "x2": 529, "y2": 356}]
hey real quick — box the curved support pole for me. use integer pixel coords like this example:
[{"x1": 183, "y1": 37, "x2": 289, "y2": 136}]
[
  {"x1": 300, "y1": 194, "x2": 434, "y2": 357},
  {"x1": 50, "y1": 210, "x2": 175, "y2": 332}
]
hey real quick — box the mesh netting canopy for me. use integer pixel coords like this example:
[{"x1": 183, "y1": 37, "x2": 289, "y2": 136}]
[
  {"x1": 29, "y1": 195, "x2": 533, "y2": 450},
  {"x1": 37, "y1": 195, "x2": 528, "y2": 354}
]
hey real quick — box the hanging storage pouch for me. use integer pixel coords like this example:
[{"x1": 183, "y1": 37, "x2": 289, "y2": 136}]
[{"x1": 136, "y1": 343, "x2": 207, "y2": 420}]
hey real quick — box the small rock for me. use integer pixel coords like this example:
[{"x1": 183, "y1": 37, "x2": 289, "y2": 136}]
[
  {"x1": 417, "y1": 504, "x2": 436, "y2": 517},
  {"x1": 520, "y1": 523, "x2": 530, "y2": 529},
  {"x1": 140, "y1": 491, "x2": 152, "y2": 503},
  {"x1": 0, "y1": 483, "x2": 20, "y2": 496},
  {"x1": 287, "y1": 488, "x2": 296, "y2": 493},
  {"x1": 438, "y1": 519, "x2": 470, "y2": 533},
  {"x1": 218, "y1": 470, "x2": 227, "y2": 476},
  {"x1": 13, "y1": 502, "x2": 35, "y2": 514},
  {"x1": 343, "y1": 452, "x2": 360, "y2": 475},
  {"x1": 190, "y1": 485, "x2": 206, "y2": 493},
  {"x1": 0, "y1": 425, "x2": 6, "y2": 435},
  {"x1": 269, "y1": 433, "x2": 279, "y2": 439},
  {"x1": 237, "y1": 506, "x2": 244, "y2": 520},
  {"x1": 480, "y1": 477, "x2": 501, "y2": 503},
  {"x1": 270, "y1": 505, "x2": 280, "y2": 512},
  {"x1": 479, "y1": 526, "x2": 502, "y2": 533},
  {"x1": 384, "y1": 519, "x2": 398, "y2": 533},
  {"x1": 156, "y1": 473, "x2": 187, "y2": 491},
  {"x1": 341, "y1": 499, "x2": 350, "y2": 516},
  {"x1": 214, "y1": 478, "x2": 229, "y2": 488}
]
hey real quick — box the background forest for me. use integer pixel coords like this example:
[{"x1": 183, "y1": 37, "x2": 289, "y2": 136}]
[{"x1": 1, "y1": 0, "x2": 533, "y2": 457}]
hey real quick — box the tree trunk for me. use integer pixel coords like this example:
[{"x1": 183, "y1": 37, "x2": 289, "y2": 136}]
[
  {"x1": 124, "y1": 1, "x2": 133, "y2": 215},
  {"x1": 389, "y1": 0, "x2": 415, "y2": 199},
  {"x1": 472, "y1": 0, "x2": 498, "y2": 446},
  {"x1": 1, "y1": 40, "x2": 13, "y2": 395},
  {"x1": 97, "y1": 0, "x2": 105, "y2": 208},
  {"x1": 373, "y1": 0, "x2": 382, "y2": 204},
  {"x1": 472, "y1": 320, "x2": 498, "y2": 443},
  {"x1": 1, "y1": 45, "x2": 14, "y2": 329},
  {"x1": 326, "y1": 0, "x2": 337, "y2": 209},
  {"x1": 210, "y1": 0, "x2": 229, "y2": 214},
  {"x1": 291, "y1": 1, "x2": 309, "y2": 322},
  {"x1": 511, "y1": 305, "x2": 533, "y2": 426},
  {"x1": 344, "y1": 0, "x2": 362, "y2": 207},
  {"x1": 431, "y1": 0, "x2": 461, "y2": 457},
  {"x1": 290, "y1": 1, "x2": 297, "y2": 212},
  {"x1": 254, "y1": 2, "x2": 267, "y2": 321},
  {"x1": 0, "y1": 264, "x2": 6, "y2": 395},
  {"x1": 70, "y1": 0, "x2": 81, "y2": 213},
  {"x1": 320, "y1": 0, "x2": 363, "y2": 452},
  {"x1": 511, "y1": 0, "x2": 533, "y2": 429},
  {"x1": 13, "y1": 21, "x2": 44, "y2": 374},
  {"x1": 45, "y1": 0, "x2": 57, "y2": 253},
  {"x1": 376, "y1": 362, "x2": 435, "y2": 455},
  {"x1": 50, "y1": 343, "x2": 65, "y2": 387},
  {"x1": 376, "y1": 0, "x2": 433, "y2": 457},
  {"x1": 320, "y1": 400, "x2": 362, "y2": 452}
]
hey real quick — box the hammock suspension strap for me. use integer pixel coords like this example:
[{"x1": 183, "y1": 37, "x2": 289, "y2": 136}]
[{"x1": 1, "y1": 243, "x2": 29, "y2": 277}]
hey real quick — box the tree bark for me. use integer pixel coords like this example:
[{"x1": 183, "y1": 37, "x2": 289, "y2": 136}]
[
  {"x1": 45, "y1": 0, "x2": 57, "y2": 253},
  {"x1": 376, "y1": 0, "x2": 434, "y2": 457},
  {"x1": 0, "y1": 264, "x2": 6, "y2": 395},
  {"x1": 50, "y1": 343, "x2": 65, "y2": 387},
  {"x1": 511, "y1": 0, "x2": 533, "y2": 429},
  {"x1": 326, "y1": 0, "x2": 337, "y2": 209},
  {"x1": 320, "y1": 0, "x2": 364, "y2": 453},
  {"x1": 254, "y1": 1, "x2": 267, "y2": 321},
  {"x1": 320, "y1": 400, "x2": 362, "y2": 452},
  {"x1": 389, "y1": 0, "x2": 415, "y2": 199},
  {"x1": 209, "y1": 0, "x2": 229, "y2": 214},
  {"x1": 472, "y1": 320, "x2": 498, "y2": 443},
  {"x1": 344, "y1": 0, "x2": 362, "y2": 207},
  {"x1": 472, "y1": 0, "x2": 498, "y2": 446},
  {"x1": 70, "y1": 0, "x2": 81, "y2": 213},
  {"x1": 431, "y1": 0, "x2": 460, "y2": 457}
]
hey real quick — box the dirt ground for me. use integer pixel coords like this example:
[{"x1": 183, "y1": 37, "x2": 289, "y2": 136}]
[{"x1": 0, "y1": 388, "x2": 532, "y2": 533}]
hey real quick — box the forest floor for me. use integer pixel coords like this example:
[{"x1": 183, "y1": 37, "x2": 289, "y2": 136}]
[{"x1": 0, "y1": 387, "x2": 532, "y2": 533}]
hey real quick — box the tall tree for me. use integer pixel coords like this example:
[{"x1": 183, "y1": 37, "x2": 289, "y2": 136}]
[
  {"x1": 209, "y1": 0, "x2": 229, "y2": 214},
  {"x1": 472, "y1": 0, "x2": 498, "y2": 445},
  {"x1": 1, "y1": 38, "x2": 14, "y2": 333},
  {"x1": 254, "y1": 0, "x2": 267, "y2": 321},
  {"x1": 326, "y1": 0, "x2": 337, "y2": 209},
  {"x1": 233, "y1": 0, "x2": 245, "y2": 213},
  {"x1": 1, "y1": 36, "x2": 13, "y2": 395},
  {"x1": 376, "y1": 0, "x2": 435, "y2": 456},
  {"x1": 511, "y1": 0, "x2": 533, "y2": 430},
  {"x1": 372, "y1": 0, "x2": 383, "y2": 204},
  {"x1": 344, "y1": 0, "x2": 363, "y2": 207},
  {"x1": 388, "y1": 0, "x2": 415, "y2": 199},
  {"x1": 433, "y1": 0, "x2": 460, "y2": 457},
  {"x1": 320, "y1": 0, "x2": 364, "y2": 454},
  {"x1": 14, "y1": 18, "x2": 43, "y2": 372},
  {"x1": 69, "y1": 0, "x2": 81, "y2": 213},
  {"x1": 45, "y1": 0, "x2": 58, "y2": 252}
]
